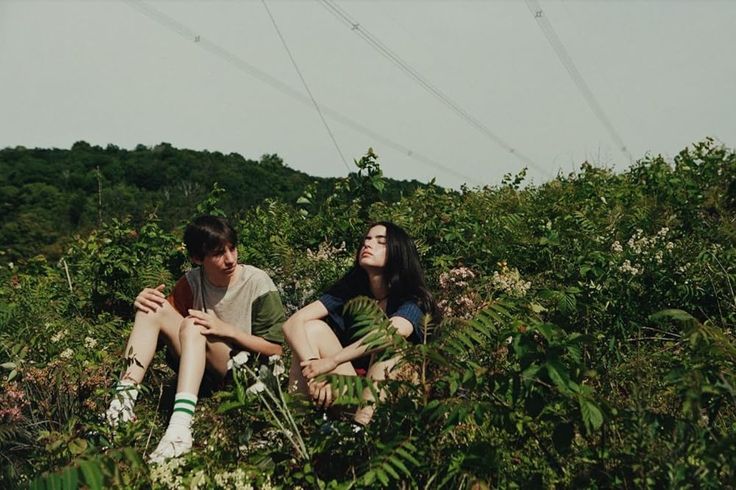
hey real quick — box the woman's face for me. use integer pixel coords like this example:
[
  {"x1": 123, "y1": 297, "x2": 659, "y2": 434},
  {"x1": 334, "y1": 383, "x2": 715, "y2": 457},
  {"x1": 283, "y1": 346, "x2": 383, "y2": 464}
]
[{"x1": 358, "y1": 224, "x2": 388, "y2": 270}]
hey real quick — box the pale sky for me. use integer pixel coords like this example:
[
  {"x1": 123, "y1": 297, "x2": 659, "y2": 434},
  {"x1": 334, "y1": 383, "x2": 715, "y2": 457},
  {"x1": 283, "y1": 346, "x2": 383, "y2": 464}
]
[{"x1": 1, "y1": 0, "x2": 734, "y2": 188}]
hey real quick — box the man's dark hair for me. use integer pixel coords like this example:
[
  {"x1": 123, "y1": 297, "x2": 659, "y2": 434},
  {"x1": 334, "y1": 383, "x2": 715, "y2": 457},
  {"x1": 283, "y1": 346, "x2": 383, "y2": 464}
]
[{"x1": 183, "y1": 215, "x2": 237, "y2": 261}]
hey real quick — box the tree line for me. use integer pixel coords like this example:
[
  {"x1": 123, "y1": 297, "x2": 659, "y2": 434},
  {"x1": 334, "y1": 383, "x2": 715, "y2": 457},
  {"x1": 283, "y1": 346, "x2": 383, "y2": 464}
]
[{"x1": 0, "y1": 142, "x2": 425, "y2": 262}]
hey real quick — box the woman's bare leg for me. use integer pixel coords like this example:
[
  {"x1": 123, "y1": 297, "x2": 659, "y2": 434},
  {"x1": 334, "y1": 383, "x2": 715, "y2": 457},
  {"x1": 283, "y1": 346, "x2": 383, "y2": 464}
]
[
  {"x1": 354, "y1": 357, "x2": 399, "y2": 426},
  {"x1": 287, "y1": 320, "x2": 356, "y2": 405}
]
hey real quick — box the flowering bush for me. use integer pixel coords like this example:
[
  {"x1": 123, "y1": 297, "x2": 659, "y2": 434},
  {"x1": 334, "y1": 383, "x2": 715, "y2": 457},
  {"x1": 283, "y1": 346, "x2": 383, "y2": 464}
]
[{"x1": 436, "y1": 266, "x2": 484, "y2": 318}]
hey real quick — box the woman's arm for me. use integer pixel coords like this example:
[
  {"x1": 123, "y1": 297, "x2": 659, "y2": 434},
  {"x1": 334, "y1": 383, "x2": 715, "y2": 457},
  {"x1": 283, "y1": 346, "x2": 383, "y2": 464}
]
[
  {"x1": 282, "y1": 300, "x2": 330, "y2": 361},
  {"x1": 301, "y1": 315, "x2": 413, "y2": 379}
]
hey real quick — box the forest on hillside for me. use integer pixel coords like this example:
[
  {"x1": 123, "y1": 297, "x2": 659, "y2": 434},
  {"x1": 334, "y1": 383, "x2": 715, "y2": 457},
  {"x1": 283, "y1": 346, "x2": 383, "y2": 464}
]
[
  {"x1": 0, "y1": 142, "x2": 424, "y2": 262},
  {"x1": 0, "y1": 139, "x2": 735, "y2": 488}
]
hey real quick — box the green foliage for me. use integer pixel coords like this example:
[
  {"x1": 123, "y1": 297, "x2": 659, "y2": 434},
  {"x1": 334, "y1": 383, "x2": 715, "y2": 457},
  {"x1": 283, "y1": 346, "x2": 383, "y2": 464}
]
[
  {"x1": 0, "y1": 143, "x2": 425, "y2": 265},
  {"x1": 1, "y1": 140, "x2": 735, "y2": 487}
]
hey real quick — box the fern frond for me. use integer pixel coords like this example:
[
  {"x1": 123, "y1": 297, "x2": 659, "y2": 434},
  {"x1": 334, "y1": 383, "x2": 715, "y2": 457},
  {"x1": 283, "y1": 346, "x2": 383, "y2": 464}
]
[
  {"x1": 498, "y1": 213, "x2": 523, "y2": 234},
  {"x1": 439, "y1": 301, "x2": 513, "y2": 363},
  {"x1": 344, "y1": 297, "x2": 409, "y2": 359},
  {"x1": 135, "y1": 263, "x2": 174, "y2": 295},
  {"x1": 0, "y1": 423, "x2": 26, "y2": 448},
  {"x1": 323, "y1": 373, "x2": 380, "y2": 407},
  {"x1": 420, "y1": 313, "x2": 436, "y2": 343},
  {"x1": 573, "y1": 210, "x2": 598, "y2": 235},
  {"x1": 359, "y1": 437, "x2": 420, "y2": 487}
]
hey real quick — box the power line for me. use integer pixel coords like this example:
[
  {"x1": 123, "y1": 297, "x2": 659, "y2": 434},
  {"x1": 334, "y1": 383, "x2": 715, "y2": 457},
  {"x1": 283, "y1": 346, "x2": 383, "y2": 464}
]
[
  {"x1": 123, "y1": 0, "x2": 477, "y2": 184},
  {"x1": 318, "y1": 0, "x2": 550, "y2": 177},
  {"x1": 524, "y1": 0, "x2": 633, "y2": 163},
  {"x1": 260, "y1": 0, "x2": 350, "y2": 172}
]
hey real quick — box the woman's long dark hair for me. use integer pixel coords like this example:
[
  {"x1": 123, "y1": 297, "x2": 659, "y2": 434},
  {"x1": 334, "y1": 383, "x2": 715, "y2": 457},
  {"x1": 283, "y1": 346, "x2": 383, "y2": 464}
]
[{"x1": 327, "y1": 221, "x2": 437, "y2": 318}]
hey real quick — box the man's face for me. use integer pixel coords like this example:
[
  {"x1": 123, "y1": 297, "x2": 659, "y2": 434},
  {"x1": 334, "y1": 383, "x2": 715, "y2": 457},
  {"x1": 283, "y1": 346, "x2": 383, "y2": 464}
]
[{"x1": 198, "y1": 242, "x2": 238, "y2": 286}]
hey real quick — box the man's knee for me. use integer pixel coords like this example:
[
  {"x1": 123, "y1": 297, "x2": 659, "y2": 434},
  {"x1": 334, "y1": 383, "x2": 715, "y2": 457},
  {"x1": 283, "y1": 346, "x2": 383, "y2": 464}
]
[
  {"x1": 136, "y1": 301, "x2": 180, "y2": 331},
  {"x1": 179, "y1": 318, "x2": 205, "y2": 345}
]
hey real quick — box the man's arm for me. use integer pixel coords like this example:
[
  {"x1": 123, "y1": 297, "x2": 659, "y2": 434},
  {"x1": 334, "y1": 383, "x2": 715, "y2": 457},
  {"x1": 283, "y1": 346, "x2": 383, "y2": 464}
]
[{"x1": 189, "y1": 307, "x2": 283, "y2": 356}]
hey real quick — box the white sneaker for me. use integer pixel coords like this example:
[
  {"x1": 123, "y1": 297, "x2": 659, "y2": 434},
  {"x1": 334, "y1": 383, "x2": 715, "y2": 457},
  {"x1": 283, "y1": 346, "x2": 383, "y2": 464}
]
[
  {"x1": 148, "y1": 427, "x2": 193, "y2": 464},
  {"x1": 105, "y1": 397, "x2": 136, "y2": 428}
]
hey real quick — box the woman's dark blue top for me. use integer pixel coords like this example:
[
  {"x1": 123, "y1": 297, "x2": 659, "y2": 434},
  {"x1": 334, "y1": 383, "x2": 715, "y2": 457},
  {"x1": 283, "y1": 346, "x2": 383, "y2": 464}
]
[{"x1": 318, "y1": 293, "x2": 425, "y2": 347}]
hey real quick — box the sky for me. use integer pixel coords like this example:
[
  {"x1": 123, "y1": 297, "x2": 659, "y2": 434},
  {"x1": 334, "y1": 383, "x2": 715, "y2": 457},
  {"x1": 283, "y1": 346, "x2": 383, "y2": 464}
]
[{"x1": 1, "y1": 0, "x2": 734, "y2": 189}]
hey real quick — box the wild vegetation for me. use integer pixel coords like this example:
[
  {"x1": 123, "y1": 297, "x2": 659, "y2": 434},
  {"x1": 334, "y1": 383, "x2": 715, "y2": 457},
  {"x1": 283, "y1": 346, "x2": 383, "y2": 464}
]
[
  {"x1": 0, "y1": 141, "x2": 424, "y2": 263},
  {"x1": 0, "y1": 139, "x2": 734, "y2": 488}
]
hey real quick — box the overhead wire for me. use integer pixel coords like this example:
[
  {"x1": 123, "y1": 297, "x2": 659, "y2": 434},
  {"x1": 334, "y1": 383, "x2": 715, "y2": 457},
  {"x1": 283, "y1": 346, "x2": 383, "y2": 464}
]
[
  {"x1": 318, "y1": 0, "x2": 550, "y2": 178},
  {"x1": 123, "y1": 0, "x2": 477, "y2": 184},
  {"x1": 260, "y1": 0, "x2": 350, "y2": 172},
  {"x1": 524, "y1": 0, "x2": 633, "y2": 163}
]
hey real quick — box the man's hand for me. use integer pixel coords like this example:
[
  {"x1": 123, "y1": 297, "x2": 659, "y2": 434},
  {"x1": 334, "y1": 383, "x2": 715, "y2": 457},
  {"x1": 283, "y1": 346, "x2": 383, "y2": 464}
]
[
  {"x1": 133, "y1": 284, "x2": 166, "y2": 313},
  {"x1": 301, "y1": 357, "x2": 338, "y2": 380},
  {"x1": 188, "y1": 309, "x2": 235, "y2": 340}
]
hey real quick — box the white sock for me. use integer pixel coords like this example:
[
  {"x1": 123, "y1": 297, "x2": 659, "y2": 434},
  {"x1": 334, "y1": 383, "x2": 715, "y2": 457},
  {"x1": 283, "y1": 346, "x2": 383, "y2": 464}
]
[
  {"x1": 148, "y1": 392, "x2": 197, "y2": 463},
  {"x1": 170, "y1": 392, "x2": 197, "y2": 429},
  {"x1": 106, "y1": 380, "x2": 139, "y2": 427}
]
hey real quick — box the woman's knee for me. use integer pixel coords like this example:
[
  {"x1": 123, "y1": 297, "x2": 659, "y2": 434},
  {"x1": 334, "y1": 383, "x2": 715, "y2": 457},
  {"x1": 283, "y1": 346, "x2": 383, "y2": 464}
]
[
  {"x1": 303, "y1": 320, "x2": 332, "y2": 340},
  {"x1": 178, "y1": 318, "x2": 205, "y2": 346}
]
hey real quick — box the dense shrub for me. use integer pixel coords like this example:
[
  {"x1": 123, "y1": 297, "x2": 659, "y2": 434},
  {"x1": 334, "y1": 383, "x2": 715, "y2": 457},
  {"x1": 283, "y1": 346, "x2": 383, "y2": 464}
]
[{"x1": 0, "y1": 139, "x2": 734, "y2": 488}]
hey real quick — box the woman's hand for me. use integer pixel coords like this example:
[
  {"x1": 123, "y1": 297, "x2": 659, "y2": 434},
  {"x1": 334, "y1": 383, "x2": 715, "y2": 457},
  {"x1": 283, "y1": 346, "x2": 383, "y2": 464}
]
[
  {"x1": 188, "y1": 309, "x2": 236, "y2": 340},
  {"x1": 301, "y1": 357, "x2": 338, "y2": 380},
  {"x1": 308, "y1": 379, "x2": 334, "y2": 408},
  {"x1": 133, "y1": 284, "x2": 166, "y2": 313}
]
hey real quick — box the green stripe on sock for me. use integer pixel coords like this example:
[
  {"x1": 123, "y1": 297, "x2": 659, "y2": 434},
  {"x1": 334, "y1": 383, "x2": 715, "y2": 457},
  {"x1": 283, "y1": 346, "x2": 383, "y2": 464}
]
[
  {"x1": 173, "y1": 407, "x2": 194, "y2": 416},
  {"x1": 175, "y1": 398, "x2": 197, "y2": 407}
]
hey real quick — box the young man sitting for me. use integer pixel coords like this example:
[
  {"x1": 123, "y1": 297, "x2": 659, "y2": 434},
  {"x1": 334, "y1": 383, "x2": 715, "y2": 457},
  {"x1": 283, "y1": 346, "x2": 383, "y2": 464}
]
[{"x1": 105, "y1": 215, "x2": 285, "y2": 463}]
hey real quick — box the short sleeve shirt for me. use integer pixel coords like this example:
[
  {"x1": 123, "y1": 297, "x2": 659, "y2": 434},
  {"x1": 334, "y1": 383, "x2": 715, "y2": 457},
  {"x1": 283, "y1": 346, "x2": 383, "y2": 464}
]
[
  {"x1": 318, "y1": 292, "x2": 425, "y2": 346},
  {"x1": 167, "y1": 264, "x2": 285, "y2": 344}
]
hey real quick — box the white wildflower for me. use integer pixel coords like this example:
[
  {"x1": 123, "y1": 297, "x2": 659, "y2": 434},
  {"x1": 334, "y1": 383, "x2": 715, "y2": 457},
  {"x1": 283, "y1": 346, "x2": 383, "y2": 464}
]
[
  {"x1": 214, "y1": 468, "x2": 251, "y2": 489},
  {"x1": 51, "y1": 329, "x2": 68, "y2": 343},
  {"x1": 491, "y1": 263, "x2": 530, "y2": 297},
  {"x1": 189, "y1": 469, "x2": 207, "y2": 490},
  {"x1": 150, "y1": 457, "x2": 185, "y2": 489},
  {"x1": 269, "y1": 354, "x2": 285, "y2": 376},
  {"x1": 666, "y1": 242, "x2": 675, "y2": 251},
  {"x1": 84, "y1": 336, "x2": 97, "y2": 349},
  {"x1": 618, "y1": 260, "x2": 640, "y2": 276},
  {"x1": 227, "y1": 351, "x2": 250, "y2": 371},
  {"x1": 246, "y1": 381, "x2": 266, "y2": 395},
  {"x1": 655, "y1": 251, "x2": 664, "y2": 264},
  {"x1": 60, "y1": 348, "x2": 74, "y2": 360},
  {"x1": 611, "y1": 241, "x2": 623, "y2": 253}
]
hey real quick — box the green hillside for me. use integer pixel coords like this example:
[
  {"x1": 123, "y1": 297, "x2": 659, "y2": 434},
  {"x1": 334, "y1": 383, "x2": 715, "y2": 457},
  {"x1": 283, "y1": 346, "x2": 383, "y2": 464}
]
[{"x1": 0, "y1": 142, "x2": 425, "y2": 262}]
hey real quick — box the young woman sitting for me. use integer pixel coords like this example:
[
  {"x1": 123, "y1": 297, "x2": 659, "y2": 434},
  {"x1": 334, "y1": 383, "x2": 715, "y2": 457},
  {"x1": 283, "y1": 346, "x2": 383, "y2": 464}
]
[
  {"x1": 283, "y1": 221, "x2": 435, "y2": 426},
  {"x1": 105, "y1": 215, "x2": 285, "y2": 463}
]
